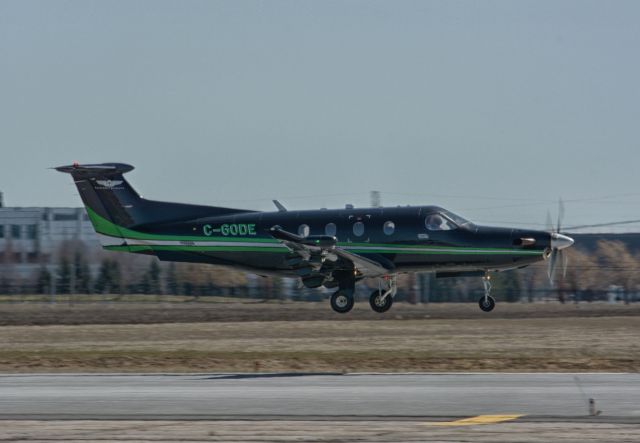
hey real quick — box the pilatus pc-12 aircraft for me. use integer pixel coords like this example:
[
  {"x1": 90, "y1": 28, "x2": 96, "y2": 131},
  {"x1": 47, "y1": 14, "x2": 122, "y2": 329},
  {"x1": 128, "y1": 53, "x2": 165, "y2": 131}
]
[{"x1": 56, "y1": 162, "x2": 574, "y2": 314}]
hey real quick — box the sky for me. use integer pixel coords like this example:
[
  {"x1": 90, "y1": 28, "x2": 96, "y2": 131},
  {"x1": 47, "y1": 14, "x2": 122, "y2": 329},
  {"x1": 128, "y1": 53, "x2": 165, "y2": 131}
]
[{"x1": 1, "y1": 0, "x2": 639, "y2": 232}]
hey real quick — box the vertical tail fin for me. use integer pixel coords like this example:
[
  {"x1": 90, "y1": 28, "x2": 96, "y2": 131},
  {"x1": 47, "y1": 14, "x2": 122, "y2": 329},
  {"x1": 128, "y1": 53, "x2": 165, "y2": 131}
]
[{"x1": 56, "y1": 163, "x2": 140, "y2": 232}]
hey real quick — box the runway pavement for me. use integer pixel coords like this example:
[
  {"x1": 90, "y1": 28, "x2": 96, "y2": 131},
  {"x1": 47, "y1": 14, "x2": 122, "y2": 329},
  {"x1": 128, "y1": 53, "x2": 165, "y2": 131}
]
[{"x1": 0, "y1": 372, "x2": 639, "y2": 421}]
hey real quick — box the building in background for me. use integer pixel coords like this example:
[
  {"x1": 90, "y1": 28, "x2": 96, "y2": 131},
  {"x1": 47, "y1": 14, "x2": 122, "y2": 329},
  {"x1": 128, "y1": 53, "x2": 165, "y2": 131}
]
[
  {"x1": 0, "y1": 200, "x2": 252, "y2": 297},
  {"x1": 0, "y1": 205, "x2": 101, "y2": 284}
]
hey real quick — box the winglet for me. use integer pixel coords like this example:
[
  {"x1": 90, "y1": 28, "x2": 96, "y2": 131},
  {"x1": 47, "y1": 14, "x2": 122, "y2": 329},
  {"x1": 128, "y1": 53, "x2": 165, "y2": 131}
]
[{"x1": 273, "y1": 200, "x2": 287, "y2": 212}]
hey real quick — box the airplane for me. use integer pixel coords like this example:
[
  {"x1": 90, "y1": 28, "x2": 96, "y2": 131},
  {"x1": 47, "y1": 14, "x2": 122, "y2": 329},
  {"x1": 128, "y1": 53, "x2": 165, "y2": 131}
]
[{"x1": 55, "y1": 162, "x2": 574, "y2": 313}]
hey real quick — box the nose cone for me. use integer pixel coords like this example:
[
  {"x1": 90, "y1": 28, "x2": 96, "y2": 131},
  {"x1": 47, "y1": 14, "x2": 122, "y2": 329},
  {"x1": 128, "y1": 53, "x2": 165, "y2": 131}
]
[{"x1": 551, "y1": 233, "x2": 574, "y2": 250}]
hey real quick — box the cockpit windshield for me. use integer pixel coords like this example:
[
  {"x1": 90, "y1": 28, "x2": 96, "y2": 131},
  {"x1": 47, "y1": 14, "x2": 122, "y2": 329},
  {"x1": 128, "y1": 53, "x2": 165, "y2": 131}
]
[
  {"x1": 424, "y1": 209, "x2": 474, "y2": 231},
  {"x1": 440, "y1": 209, "x2": 473, "y2": 228}
]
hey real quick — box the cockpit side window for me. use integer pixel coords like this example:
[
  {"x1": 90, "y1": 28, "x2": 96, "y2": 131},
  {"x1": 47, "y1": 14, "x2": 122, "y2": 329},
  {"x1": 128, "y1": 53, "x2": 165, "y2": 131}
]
[{"x1": 425, "y1": 213, "x2": 457, "y2": 231}]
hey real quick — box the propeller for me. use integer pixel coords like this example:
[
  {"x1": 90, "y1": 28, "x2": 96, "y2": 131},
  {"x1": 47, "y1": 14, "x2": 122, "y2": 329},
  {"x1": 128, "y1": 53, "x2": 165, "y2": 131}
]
[{"x1": 547, "y1": 199, "x2": 574, "y2": 284}]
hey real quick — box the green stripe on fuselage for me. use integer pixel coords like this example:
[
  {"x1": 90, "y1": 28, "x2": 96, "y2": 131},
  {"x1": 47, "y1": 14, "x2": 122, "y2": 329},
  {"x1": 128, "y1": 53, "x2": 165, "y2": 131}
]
[
  {"x1": 103, "y1": 244, "x2": 541, "y2": 256},
  {"x1": 104, "y1": 245, "x2": 288, "y2": 253}
]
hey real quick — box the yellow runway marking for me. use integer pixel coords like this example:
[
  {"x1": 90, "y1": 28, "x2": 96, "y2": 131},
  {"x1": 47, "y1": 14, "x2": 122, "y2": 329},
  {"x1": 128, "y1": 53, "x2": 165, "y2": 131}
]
[{"x1": 425, "y1": 414, "x2": 523, "y2": 427}]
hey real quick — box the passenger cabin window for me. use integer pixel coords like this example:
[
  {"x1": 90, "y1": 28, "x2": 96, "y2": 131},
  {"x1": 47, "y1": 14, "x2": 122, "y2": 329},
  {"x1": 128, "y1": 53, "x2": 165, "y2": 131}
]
[
  {"x1": 425, "y1": 214, "x2": 456, "y2": 231},
  {"x1": 353, "y1": 221, "x2": 365, "y2": 237},
  {"x1": 383, "y1": 221, "x2": 395, "y2": 235},
  {"x1": 298, "y1": 224, "x2": 310, "y2": 238},
  {"x1": 325, "y1": 223, "x2": 337, "y2": 237}
]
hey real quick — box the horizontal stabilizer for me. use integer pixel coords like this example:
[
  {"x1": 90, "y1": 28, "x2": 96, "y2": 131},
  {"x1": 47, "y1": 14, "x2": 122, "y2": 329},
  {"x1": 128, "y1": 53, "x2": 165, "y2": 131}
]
[{"x1": 55, "y1": 162, "x2": 134, "y2": 177}]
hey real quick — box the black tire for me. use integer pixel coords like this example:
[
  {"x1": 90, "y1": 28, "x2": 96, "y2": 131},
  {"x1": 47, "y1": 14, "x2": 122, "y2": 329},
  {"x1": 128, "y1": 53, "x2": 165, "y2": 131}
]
[
  {"x1": 330, "y1": 290, "x2": 355, "y2": 314},
  {"x1": 478, "y1": 295, "x2": 496, "y2": 312},
  {"x1": 369, "y1": 289, "x2": 393, "y2": 313}
]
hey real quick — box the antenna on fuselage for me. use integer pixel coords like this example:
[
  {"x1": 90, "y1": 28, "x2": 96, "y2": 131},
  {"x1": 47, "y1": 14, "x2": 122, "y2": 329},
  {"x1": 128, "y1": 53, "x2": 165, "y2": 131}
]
[{"x1": 273, "y1": 200, "x2": 287, "y2": 212}]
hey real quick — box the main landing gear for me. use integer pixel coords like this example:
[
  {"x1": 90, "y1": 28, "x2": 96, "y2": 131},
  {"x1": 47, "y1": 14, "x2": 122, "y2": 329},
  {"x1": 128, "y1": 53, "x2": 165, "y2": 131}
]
[
  {"x1": 329, "y1": 273, "x2": 397, "y2": 314},
  {"x1": 478, "y1": 274, "x2": 496, "y2": 312},
  {"x1": 330, "y1": 270, "x2": 357, "y2": 314},
  {"x1": 330, "y1": 289, "x2": 355, "y2": 314}
]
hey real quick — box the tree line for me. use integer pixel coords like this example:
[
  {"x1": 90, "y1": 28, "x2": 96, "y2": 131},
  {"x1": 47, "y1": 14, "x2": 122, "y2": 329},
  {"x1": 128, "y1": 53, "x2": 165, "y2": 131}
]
[{"x1": 0, "y1": 239, "x2": 638, "y2": 302}]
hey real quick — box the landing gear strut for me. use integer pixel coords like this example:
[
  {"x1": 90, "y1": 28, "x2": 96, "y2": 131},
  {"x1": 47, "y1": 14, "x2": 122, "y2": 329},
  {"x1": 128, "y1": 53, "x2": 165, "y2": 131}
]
[
  {"x1": 369, "y1": 276, "x2": 396, "y2": 313},
  {"x1": 478, "y1": 274, "x2": 495, "y2": 312}
]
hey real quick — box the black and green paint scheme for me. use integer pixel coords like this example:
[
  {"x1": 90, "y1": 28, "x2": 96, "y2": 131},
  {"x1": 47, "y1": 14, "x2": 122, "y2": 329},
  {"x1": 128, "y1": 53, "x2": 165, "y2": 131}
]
[{"x1": 56, "y1": 162, "x2": 574, "y2": 314}]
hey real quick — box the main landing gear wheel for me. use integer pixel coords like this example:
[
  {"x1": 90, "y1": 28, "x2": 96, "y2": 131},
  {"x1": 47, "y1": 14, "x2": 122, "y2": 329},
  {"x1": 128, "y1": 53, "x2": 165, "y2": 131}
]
[
  {"x1": 330, "y1": 290, "x2": 355, "y2": 314},
  {"x1": 369, "y1": 290, "x2": 393, "y2": 313},
  {"x1": 478, "y1": 295, "x2": 496, "y2": 312}
]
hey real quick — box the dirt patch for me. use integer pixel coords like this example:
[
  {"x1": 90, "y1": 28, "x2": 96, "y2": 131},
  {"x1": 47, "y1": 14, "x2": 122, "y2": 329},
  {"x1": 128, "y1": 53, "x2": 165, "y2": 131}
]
[
  {"x1": 1, "y1": 316, "x2": 638, "y2": 373},
  {"x1": 1, "y1": 300, "x2": 638, "y2": 325}
]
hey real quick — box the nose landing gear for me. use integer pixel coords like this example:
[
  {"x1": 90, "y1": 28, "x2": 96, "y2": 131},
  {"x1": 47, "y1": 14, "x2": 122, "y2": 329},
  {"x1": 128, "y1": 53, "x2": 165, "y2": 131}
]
[
  {"x1": 369, "y1": 276, "x2": 397, "y2": 313},
  {"x1": 478, "y1": 274, "x2": 496, "y2": 312}
]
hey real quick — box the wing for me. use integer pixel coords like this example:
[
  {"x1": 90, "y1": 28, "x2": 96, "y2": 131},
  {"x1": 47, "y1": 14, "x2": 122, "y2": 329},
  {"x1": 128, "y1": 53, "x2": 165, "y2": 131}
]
[
  {"x1": 269, "y1": 226, "x2": 393, "y2": 278},
  {"x1": 333, "y1": 248, "x2": 393, "y2": 277}
]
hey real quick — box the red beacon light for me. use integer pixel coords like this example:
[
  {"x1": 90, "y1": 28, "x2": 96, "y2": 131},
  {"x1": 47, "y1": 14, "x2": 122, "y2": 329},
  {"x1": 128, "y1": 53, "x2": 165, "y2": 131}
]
[{"x1": 72, "y1": 161, "x2": 79, "y2": 168}]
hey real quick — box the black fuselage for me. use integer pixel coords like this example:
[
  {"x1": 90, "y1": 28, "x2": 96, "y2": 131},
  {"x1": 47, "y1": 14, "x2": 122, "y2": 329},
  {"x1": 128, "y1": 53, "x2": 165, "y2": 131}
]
[{"x1": 132, "y1": 205, "x2": 551, "y2": 277}]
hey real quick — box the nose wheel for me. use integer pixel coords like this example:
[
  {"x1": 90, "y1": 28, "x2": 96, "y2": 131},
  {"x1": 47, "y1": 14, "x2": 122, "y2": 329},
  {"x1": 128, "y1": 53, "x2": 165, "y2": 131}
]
[
  {"x1": 369, "y1": 276, "x2": 397, "y2": 313},
  {"x1": 478, "y1": 274, "x2": 496, "y2": 312},
  {"x1": 479, "y1": 295, "x2": 496, "y2": 312},
  {"x1": 369, "y1": 289, "x2": 393, "y2": 313}
]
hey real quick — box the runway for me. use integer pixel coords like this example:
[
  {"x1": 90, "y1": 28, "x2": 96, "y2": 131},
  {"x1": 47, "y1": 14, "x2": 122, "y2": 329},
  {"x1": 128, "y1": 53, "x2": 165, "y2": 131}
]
[{"x1": 1, "y1": 372, "x2": 639, "y2": 421}]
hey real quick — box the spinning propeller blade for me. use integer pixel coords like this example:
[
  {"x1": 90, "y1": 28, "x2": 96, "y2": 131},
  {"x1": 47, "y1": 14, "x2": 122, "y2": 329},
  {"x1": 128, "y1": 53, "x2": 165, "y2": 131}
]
[
  {"x1": 548, "y1": 249, "x2": 558, "y2": 282},
  {"x1": 547, "y1": 199, "x2": 574, "y2": 285}
]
